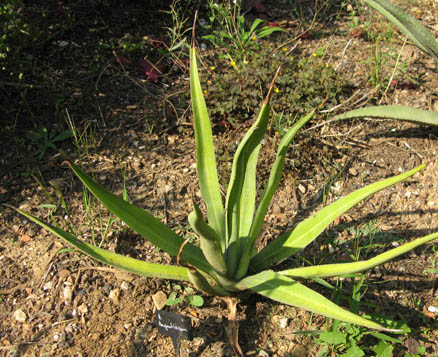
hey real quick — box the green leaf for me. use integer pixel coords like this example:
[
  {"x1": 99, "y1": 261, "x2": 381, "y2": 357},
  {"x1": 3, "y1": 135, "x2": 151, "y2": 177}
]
[
  {"x1": 373, "y1": 339, "x2": 393, "y2": 357},
  {"x1": 187, "y1": 269, "x2": 230, "y2": 296},
  {"x1": 256, "y1": 26, "x2": 285, "y2": 39},
  {"x1": 224, "y1": 98, "x2": 271, "y2": 278},
  {"x1": 68, "y1": 161, "x2": 212, "y2": 274},
  {"x1": 319, "y1": 330, "x2": 346, "y2": 345},
  {"x1": 15, "y1": 207, "x2": 191, "y2": 281},
  {"x1": 190, "y1": 47, "x2": 225, "y2": 246},
  {"x1": 188, "y1": 202, "x2": 227, "y2": 276},
  {"x1": 344, "y1": 346, "x2": 365, "y2": 357},
  {"x1": 52, "y1": 130, "x2": 73, "y2": 142},
  {"x1": 225, "y1": 68, "x2": 282, "y2": 279},
  {"x1": 187, "y1": 295, "x2": 204, "y2": 307},
  {"x1": 334, "y1": 105, "x2": 438, "y2": 126},
  {"x1": 279, "y1": 232, "x2": 438, "y2": 278},
  {"x1": 236, "y1": 270, "x2": 394, "y2": 331},
  {"x1": 235, "y1": 110, "x2": 315, "y2": 280},
  {"x1": 365, "y1": 0, "x2": 438, "y2": 60},
  {"x1": 250, "y1": 163, "x2": 426, "y2": 272}
]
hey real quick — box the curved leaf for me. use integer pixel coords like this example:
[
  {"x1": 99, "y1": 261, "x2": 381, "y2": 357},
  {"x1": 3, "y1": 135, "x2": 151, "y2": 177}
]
[
  {"x1": 15, "y1": 208, "x2": 191, "y2": 281},
  {"x1": 234, "y1": 110, "x2": 315, "y2": 280},
  {"x1": 250, "y1": 163, "x2": 427, "y2": 272},
  {"x1": 224, "y1": 68, "x2": 281, "y2": 279},
  {"x1": 236, "y1": 270, "x2": 396, "y2": 331},
  {"x1": 365, "y1": 0, "x2": 438, "y2": 60},
  {"x1": 188, "y1": 202, "x2": 227, "y2": 276},
  {"x1": 224, "y1": 101, "x2": 270, "y2": 278},
  {"x1": 190, "y1": 47, "x2": 226, "y2": 245},
  {"x1": 334, "y1": 105, "x2": 438, "y2": 126},
  {"x1": 68, "y1": 162, "x2": 212, "y2": 274},
  {"x1": 279, "y1": 232, "x2": 438, "y2": 278}
]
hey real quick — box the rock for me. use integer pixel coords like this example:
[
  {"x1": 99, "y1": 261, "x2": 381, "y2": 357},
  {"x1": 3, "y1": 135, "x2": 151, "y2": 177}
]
[
  {"x1": 152, "y1": 291, "x2": 167, "y2": 310},
  {"x1": 63, "y1": 285, "x2": 73, "y2": 305},
  {"x1": 109, "y1": 288, "x2": 120, "y2": 304},
  {"x1": 120, "y1": 281, "x2": 130, "y2": 291},
  {"x1": 279, "y1": 318, "x2": 288, "y2": 328},
  {"x1": 77, "y1": 303, "x2": 88, "y2": 316},
  {"x1": 14, "y1": 309, "x2": 27, "y2": 323}
]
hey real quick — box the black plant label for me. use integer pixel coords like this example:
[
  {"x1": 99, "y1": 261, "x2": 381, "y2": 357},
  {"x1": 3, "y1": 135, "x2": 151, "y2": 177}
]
[{"x1": 156, "y1": 311, "x2": 193, "y2": 357}]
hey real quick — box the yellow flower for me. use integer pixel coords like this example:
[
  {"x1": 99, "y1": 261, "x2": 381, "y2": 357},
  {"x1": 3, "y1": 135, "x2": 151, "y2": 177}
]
[
  {"x1": 251, "y1": 35, "x2": 256, "y2": 41},
  {"x1": 312, "y1": 53, "x2": 317, "y2": 57},
  {"x1": 210, "y1": 66, "x2": 215, "y2": 71},
  {"x1": 231, "y1": 61, "x2": 236, "y2": 67},
  {"x1": 282, "y1": 47, "x2": 287, "y2": 51},
  {"x1": 204, "y1": 90, "x2": 208, "y2": 95},
  {"x1": 274, "y1": 87, "x2": 280, "y2": 93}
]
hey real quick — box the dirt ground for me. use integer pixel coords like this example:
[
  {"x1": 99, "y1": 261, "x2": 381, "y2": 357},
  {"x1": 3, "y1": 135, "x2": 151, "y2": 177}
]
[{"x1": 2, "y1": 0, "x2": 438, "y2": 356}]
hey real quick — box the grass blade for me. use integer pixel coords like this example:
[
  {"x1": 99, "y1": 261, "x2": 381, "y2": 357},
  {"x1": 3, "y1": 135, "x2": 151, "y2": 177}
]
[
  {"x1": 15, "y1": 208, "x2": 191, "y2": 281},
  {"x1": 250, "y1": 163, "x2": 427, "y2": 272},
  {"x1": 279, "y1": 232, "x2": 438, "y2": 278},
  {"x1": 190, "y1": 46, "x2": 226, "y2": 246}
]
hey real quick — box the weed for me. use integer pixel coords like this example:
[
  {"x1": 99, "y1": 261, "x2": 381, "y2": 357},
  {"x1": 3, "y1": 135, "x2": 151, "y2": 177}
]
[
  {"x1": 166, "y1": 284, "x2": 204, "y2": 307},
  {"x1": 201, "y1": 0, "x2": 283, "y2": 64},
  {"x1": 25, "y1": 124, "x2": 72, "y2": 160},
  {"x1": 202, "y1": 43, "x2": 345, "y2": 128}
]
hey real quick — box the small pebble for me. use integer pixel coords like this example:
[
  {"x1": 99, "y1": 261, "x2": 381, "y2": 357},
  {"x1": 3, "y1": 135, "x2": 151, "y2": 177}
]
[
  {"x1": 43, "y1": 281, "x2": 53, "y2": 291},
  {"x1": 63, "y1": 286, "x2": 72, "y2": 305},
  {"x1": 298, "y1": 184, "x2": 306, "y2": 194},
  {"x1": 120, "y1": 281, "x2": 130, "y2": 291},
  {"x1": 109, "y1": 288, "x2": 120, "y2": 304},
  {"x1": 77, "y1": 303, "x2": 88, "y2": 316},
  {"x1": 427, "y1": 306, "x2": 438, "y2": 313},
  {"x1": 14, "y1": 309, "x2": 27, "y2": 323},
  {"x1": 152, "y1": 291, "x2": 167, "y2": 310},
  {"x1": 279, "y1": 318, "x2": 288, "y2": 328}
]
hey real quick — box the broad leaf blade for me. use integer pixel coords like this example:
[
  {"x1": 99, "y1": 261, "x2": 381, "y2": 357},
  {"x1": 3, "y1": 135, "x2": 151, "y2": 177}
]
[
  {"x1": 225, "y1": 102, "x2": 270, "y2": 277},
  {"x1": 234, "y1": 110, "x2": 315, "y2": 280},
  {"x1": 225, "y1": 68, "x2": 280, "y2": 278},
  {"x1": 15, "y1": 208, "x2": 191, "y2": 281},
  {"x1": 365, "y1": 0, "x2": 438, "y2": 60},
  {"x1": 237, "y1": 270, "x2": 395, "y2": 331},
  {"x1": 279, "y1": 232, "x2": 438, "y2": 278},
  {"x1": 68, "y1": 162, "x2": 212, "y2": 274},
  {"x1": 190, "y1": 47, "x2": 226, "y2": 245},
  {"x1": 251, "y1": 163, "x2": 426, "y2": 272},
  {"x1": 334, "y1": 105, "x2": 438, "y2": 126},
  {"x1": 188, "y1": 202, "x2": 227, "y2": 276}
]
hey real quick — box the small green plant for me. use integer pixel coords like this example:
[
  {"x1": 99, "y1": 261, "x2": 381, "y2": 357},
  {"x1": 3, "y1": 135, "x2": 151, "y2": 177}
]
[
  {"x1": 202, "y1": 45, "x2": 344, "y2": 127},
  {"x1": 201, "y1": 0, "x2": 284, "y2": 63},
  {"x1": 313, "y1": 254, "x2": 406, "y2": 355},
  {"x1": 166, "y1": 284, "x2": 204, "y2": 307},
  {"x1": 14, "y1": 45, "x2": 438, "y2": 353},
  {"x1": 25, "y1": 124, "x2": 72, "y2": 160},
  {"x1": 362, "y1": 34, "x2": 391, "y2": 88}
]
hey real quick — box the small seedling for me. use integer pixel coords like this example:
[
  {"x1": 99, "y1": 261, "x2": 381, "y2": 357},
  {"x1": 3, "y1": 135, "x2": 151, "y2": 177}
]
[
  {"x1": 26, "y1": 124, "x2": 72, "y2": 160},
  {"x1": 166, "y1": 284, "x2": 204, "y2": 307}
]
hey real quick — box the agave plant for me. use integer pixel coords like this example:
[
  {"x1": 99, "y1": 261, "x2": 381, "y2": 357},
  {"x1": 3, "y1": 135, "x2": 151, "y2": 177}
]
[
  {"x1": 15, "y1": 46, "x2": 438, "y2": 353},
  {"x1": 365, "y1": 0, "x2": 438, "y2": 61}
]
